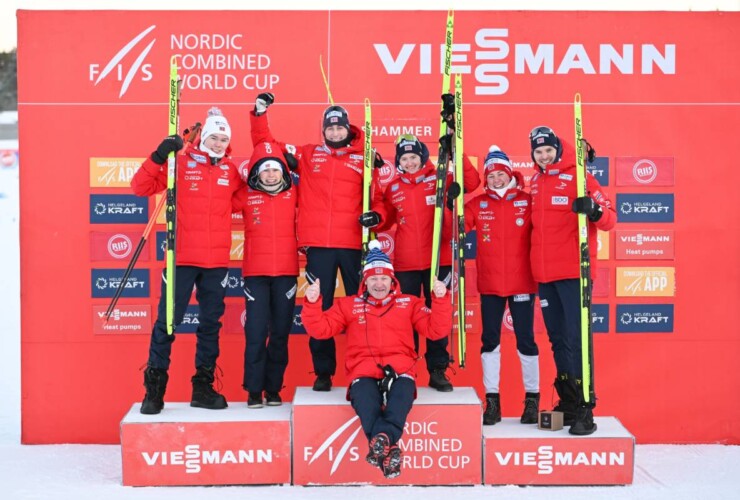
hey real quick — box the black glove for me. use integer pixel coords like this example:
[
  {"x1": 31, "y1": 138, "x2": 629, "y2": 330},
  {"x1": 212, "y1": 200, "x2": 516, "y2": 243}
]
[
  {"x1": 373, "y1": 151, "x2": 385, "y2": 169},
  {"x1": 440, "y1": 93, "x2": 455, "y2": 130},
  {"x1": 151, "y1": 134, "x2": 184, "y2": 164},
  {"x1": 572, "y1": 196, "x2": 602, "y2": 222},
  {"x1": 284, "y1": 152, "x2": 298, "y2": 171},
  {"x1": 439, "y1": 133, "x2": 452, "y2": 154},
  {"x1": 359, "y1": 211, "x2": 382, "y2": 228},
  {"x1": 254, "y1": 92, "x2": 275, "y2": 115},
  {"x1": 585, "y1": 140, "x2": 596, "y2": 163},
  {"x1": 446, "y1": 181, "x2": 461, "y2": 210}
]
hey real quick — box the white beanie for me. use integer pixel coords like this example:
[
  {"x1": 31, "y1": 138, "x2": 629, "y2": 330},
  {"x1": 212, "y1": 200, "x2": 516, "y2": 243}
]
[{"x1": 199, "y1": 107, "x2": 231, "y2": 158}]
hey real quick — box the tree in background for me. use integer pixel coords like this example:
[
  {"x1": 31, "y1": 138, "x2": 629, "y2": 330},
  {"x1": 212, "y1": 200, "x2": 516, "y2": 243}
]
[{"x1": 0, "y1": 49, "x2": 17, "y2": 111}]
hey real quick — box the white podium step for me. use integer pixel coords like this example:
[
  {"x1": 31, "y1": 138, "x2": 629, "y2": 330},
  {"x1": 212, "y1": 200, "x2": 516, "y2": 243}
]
[
  {"x1": 121, "y1": 402, "x2": 291, "y2": 486},
  {"x1": 292, "y1": 386, "x2": 483, "y2": 485},
  {"x1": 483, "y1": 416, "x2": 635, "y2": 485}
]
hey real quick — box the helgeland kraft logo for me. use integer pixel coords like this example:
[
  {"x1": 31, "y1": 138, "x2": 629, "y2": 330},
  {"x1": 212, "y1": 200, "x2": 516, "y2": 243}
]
[
  {"x1": 91, "y1": 269, "x2": 149, "y2": 298},
  {"x1": 616, "y1": 194, "x2": 674, "y2": 223},
  {"x1": 616, "y1": 304, "x2": 673, "y2": 333},
  {"x1": 90, "y1": 194, "x2": 149, "y2": 224},
  {"x1": 89, "y1": 25, "x2": 156, "y2": 98}
]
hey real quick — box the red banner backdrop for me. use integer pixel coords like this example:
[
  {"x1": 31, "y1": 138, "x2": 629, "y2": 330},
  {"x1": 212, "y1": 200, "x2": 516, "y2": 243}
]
[{"x1": 18, "y1": 10, "x2": 740, "y2": 444}]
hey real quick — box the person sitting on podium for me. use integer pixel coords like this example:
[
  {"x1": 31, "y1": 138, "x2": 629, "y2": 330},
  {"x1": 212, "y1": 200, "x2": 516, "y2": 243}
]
[{"x1": 301, "y1": 240, "x2": 452, "y2": 479}]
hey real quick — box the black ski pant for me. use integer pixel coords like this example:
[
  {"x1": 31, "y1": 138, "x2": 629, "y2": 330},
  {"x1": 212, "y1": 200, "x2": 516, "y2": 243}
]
[
  {"x1": 242, "y1": 275, "x2": 297, "y2": 395},
  {"x1": 480, "y1": 293, "x2": 538, "y2": 355},
  {"x1": 395, "y1": 266, "x2": 452, "y2": 372},
  {"x1": 350, "y1": 376, "x2": 416, "y2": 445},
  {"x1": 148, "y1": 266, "x2": 228, "y2": 371},
  {"x1": 538, "y1": 279, "x2": 583, "y2": 378},
  {"x1": 305, "y1": 247, "x2": 362, "y2": 376}
]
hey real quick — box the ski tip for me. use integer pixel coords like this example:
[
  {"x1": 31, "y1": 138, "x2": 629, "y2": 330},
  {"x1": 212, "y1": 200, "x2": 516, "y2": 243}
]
[{"x1": 575, "y1": 92, "x2": 582, "y2": 103}]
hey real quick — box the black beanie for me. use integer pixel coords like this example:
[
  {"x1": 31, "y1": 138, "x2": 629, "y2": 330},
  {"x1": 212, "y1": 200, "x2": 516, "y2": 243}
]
[{"x1": 322, "y1": 105, "x2": 350, "y2": 132}]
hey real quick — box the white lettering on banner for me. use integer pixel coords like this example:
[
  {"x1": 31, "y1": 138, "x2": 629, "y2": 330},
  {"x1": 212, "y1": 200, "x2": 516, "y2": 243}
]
[
  {"x1": 494, "y1": 445, "x2": 625, "y2": 475},
  {"x1": 141, "y1": 444, "x2": 273, "y2": 474},
  {"x1": 374, "y1": 29, "x2": 676, "y2": 96},
  {"x1": 373, "y1": 125, "x2": 434, "y2": 138}
]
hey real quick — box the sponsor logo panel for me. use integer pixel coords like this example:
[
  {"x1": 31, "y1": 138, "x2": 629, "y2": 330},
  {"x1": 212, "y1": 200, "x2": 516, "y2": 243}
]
[
  {"x1": 615, "y1": 229, "x2": 675, "y2": 260},
  {"x1": 597, "y1": 230, "x2": 610, "y2": 260},
  {"x1": 90, "y1": 194, "x2": 149, "y2": 224},
  {"x1": 224, "y1": 268, "x2": 244, "y2": 298},
  {"x1": 91, "y1": 268, "x2": 150, "y2": 298},
  {"x1": 616, "y1": 267, "x2": 675, "y2": 297},
  {"x1": 615, "y1": 157, "x2": 674, "y2": 186},
  {"x1": 230, "y1": 231, "x2": 244, "y2": 261},
  {"x1": 176, "y1": 305, "x2": 200, "y2": 333},
  {"x1": 586, "y1": 157, "x2": 610, "y2": 186},
  {"x1": 92, "y1": 304, "x2": 151, "y2": 335},
  {"x1": 89, "y1": 157, "x2": 144, "y2": 187},
  {"x1": 90, "y1": 231, "x2": 148, "y2": 261},
  {"x1": 616, "y1": 304, "x2": 674, "y2": 333},
  {"x1": 591, "y1": 304, "x2": 609, "y2": 333},
  {"x1": 616, "y1": 194, "x2": 674, "y2": 223},
  {"x1": 592, "y1": 267, "x2": 610, "y2": 298}
]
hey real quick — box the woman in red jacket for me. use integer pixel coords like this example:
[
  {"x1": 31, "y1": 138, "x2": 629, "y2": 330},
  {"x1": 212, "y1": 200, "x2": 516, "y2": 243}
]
[
  {"x1": 302, "y1": 241, "x2": 451, "y2": 479},
  {"x1": 249, "y1": 93, "x2": 384, "y2": 392},
  {"x1": 131, "y1": 108, "x2": 244, "y2": 415},
  {"x1": 360, "y1": 126, "x2": 480, "y2": 391},
  {"x1": 233, "y1": 141, "x2": 298, "y2": 409},
  {"x1": 465, "y1": 146, "x2": 539, "y2": 426},
  {"x1": 528, "y1": 126, "x2": 616, "y2": 435}
]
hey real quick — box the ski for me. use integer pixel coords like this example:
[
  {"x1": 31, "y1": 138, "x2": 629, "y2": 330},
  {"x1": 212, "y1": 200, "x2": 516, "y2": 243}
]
[
  {"x1": 574, "y1": 92, "x2": 595, "y2": 404},
  {"x1": 453, "y1": 74, "x2": 466, "y2": 367},
  {"x1": 104, "y1": 122, "x2": 201, "y2": 322},
  {"x1": 165, "y1": 56, "x2": 179, "y2": 335},
  {"x1": 361, "y1": 97, "x2": 373, "y2": 266},
  {"x1": 430, "y1": 8, "x2": 454, "y2": 290}
]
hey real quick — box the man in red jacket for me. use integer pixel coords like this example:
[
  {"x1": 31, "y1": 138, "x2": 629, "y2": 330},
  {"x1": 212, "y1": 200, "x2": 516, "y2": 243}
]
[
  {"x1": 361, "y1": 130, "x2": 479, "y2": 391},
  {"x1": 249, "y1": 93, "x2": 383, "y2": 391},
  {"x1": 131, "y1": 108, "x2": 244, "y2": 415},
  {"x1": 528, "y1": 126, "x2": 616, "y2": 435},
  {"x1": 233, "y1": 141, "x2": 298, "y2": 409},
  {"x1": 464, "y1": 146, "x2": 539, "y2": 426},
  {"x1": 302, "y1": 240, "x2": 451, "y2": 479}
]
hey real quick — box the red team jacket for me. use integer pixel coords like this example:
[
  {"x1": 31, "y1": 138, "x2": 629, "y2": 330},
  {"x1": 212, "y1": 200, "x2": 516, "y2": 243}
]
[
  {"x1": 250, "y1": 111, "x2": 373, "y2": 250},
  {"x1": 232, "y1": 145, "x2": 298, "y2": 278},
  {"x1": 465, "y1": 172, "x2": 537, "y2": 296},
  {"x1": 302, "y1": 292, "x2": 452, "y2": 381},
  {"x1": 131, "y1": 143, "x2": 243, "y2": 268},
  {"x1": 529, "y1": 140, "x2": 616, "y2": 283},
  {"x1": 372, "y1": 157, "x2": 481, "y2": 271}
]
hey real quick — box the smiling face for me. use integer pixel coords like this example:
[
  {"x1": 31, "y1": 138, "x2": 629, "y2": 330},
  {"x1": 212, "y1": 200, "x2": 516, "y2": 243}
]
[
  {"x1": 202, "y1": 133, "x2": 230, "y2": 156},
  {"x1": 365, "y1": 274, "x2": 392, "y2": 300},
  {"x1": 258, "y1": 167, "x2": 283, "y2": 186},
  {"x1": 487, "y1": 170, "x2": 512, "y2": 190},
  {"x1": 532, "y1": 145, "x2": 558, "y2": 169},
  {"x1": 399, "y1": 153, "x2": 422, "y2": 174},
  {"x1": 324, "y1": 125, "x2": 348, "y2": 143}
]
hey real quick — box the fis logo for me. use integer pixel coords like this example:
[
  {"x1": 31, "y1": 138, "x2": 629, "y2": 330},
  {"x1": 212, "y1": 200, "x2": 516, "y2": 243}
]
[
  {"x1": 89, "y1": 25, "x2": 156, "y2": 98},
  {"x1": 302, "y1": 415, "x2": 364, "y2": 475},
  {"x1": 616, "y1": 304, "x2": 673, "y2": 333}
]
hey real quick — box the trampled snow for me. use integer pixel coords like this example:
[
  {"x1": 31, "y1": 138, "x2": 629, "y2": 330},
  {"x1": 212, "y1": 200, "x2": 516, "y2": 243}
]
[{"x1": 2, "y1": 156, "x2": 739, "y2": 499}]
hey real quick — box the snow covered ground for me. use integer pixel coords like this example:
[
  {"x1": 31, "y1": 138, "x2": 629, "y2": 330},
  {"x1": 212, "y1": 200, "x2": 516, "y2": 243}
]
[{"x1": 2, "y1": 152, "x2": 739, "y2": 499}]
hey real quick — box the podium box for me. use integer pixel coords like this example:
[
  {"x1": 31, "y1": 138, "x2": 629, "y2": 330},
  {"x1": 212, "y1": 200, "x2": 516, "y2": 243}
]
[
  {"x1": 292, "y1": 386, "x2": 482, "y2": 485},
  {"x1": 483, "y1": 416, "x2": 635, "y2": 485},
  {"x1": 121, "y1": 403, "x2": 291, "y2": 486}
]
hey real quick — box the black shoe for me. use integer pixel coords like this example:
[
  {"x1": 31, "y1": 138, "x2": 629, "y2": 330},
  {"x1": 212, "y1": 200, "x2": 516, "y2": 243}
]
[
  {"x1": 140, "y1": 366, "x2": 168, "y2": 415},
  {"x1": 569, "y1": 405, "x2": 597, "y2": 435},
  {"x1": 553, "y1": 374, "x2": 578, "y2": 426},
  {"x1": 247, "y1": 393, "x2": 263, "y2": 409},
  {"x1": 520, "y1": 392, "x2": 540, "y2": 424},
  {"x1": 483, "y1": 393, "x2": 501, "y2": 425},
  {"x1": 381, "y1": 445, "x2": 402, "y2": 479},
  {"x1": 429, "y1": 365, "x2": 453, "y2": 392},
  {"x1": 264, "y1": 391, "x2": 282, "y2": 406},
  {"x1": 366, "y1": 432, "x2": 390, "y2": 467},
  {"x1": 312, "y1": 374, "x2": 332, "y2": 392},
  {"x1": 190, "y1": 366, "x2": 228, "y2": 410}
]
